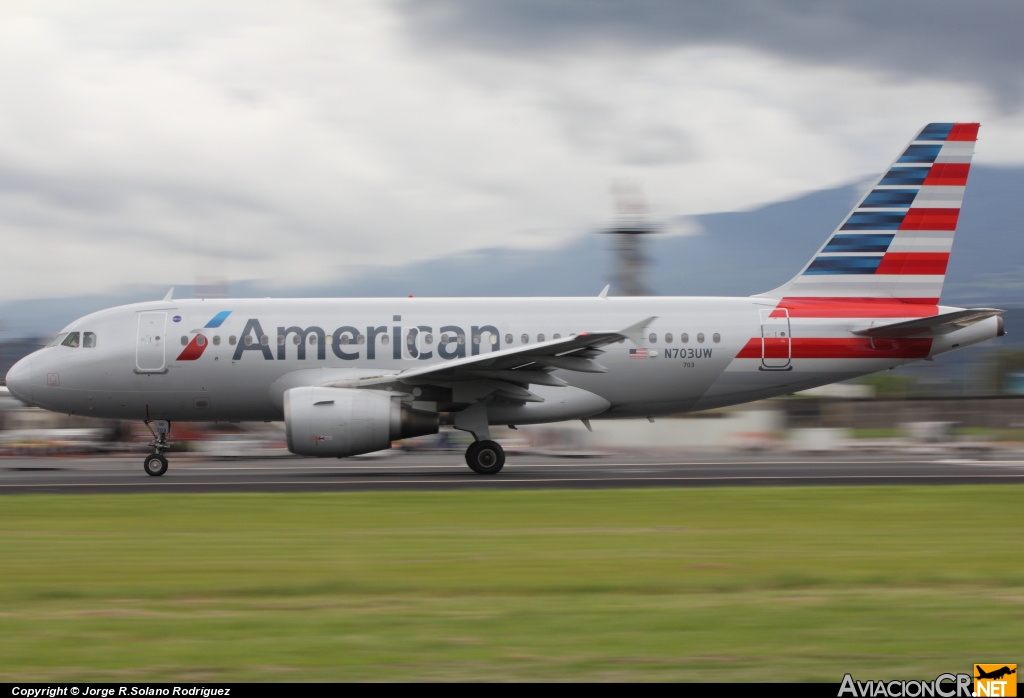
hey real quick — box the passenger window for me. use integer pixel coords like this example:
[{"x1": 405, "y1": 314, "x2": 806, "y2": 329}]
[
  {"x1": 292, "y1": 335, "x2": 301, "y2": 345},
  {"x1": 381, "y1": 334, "x2": 389, "y2": 345},
  {"x1": 713, "y1": 333, "x2": 721, "y2": 343},
  {"x1": 424, "y1": 333, "x2": 433, "y2": 345},
  {"x1": 553, "y1": 333, "x2": 561, "y2": 340},
  {"x1": 648, "y1": 332, "x2": 657, "y2": 344},
  {"x1": 697, "y1": 333, "x2": 705, "y2": 343},
  {"x1": 457, "y1": 334, "x2": 465, "y2": 345},
  {"x1": 244, "y1": 336, "x2": 253, "y2": 346},
  {"x1": 665, "y1": 333, "x2": 673, "y2": 343},
  {"x1": 505, "y1": 333, "x2": 513, "y2": 345},
  {"x1": 181, "y1": 336, "x2": 189, "y2": 346},
  {"x1": 521, "y1": 333, "x2": 529, "y2": 344},
  {"x1": 681, "y1": 333, "x2": 689, "y2": 343},
  {"x1": 357, "y1": 334, "x2": 365, "y2": 345},
  {"x1": 537, "y1": 334, "x2": 545, "y2": 342},
  {"x1": 196, "y1": 335, "x2": 207, "y2": 347},
  {"x1": 61, "y1": 332, "x2": 81, "y2": 348},
  {"x1": 213, "y1": 336, "x2": 221, "y2": 346},
  {"x1": 310, "y1": 335, "x2": 318, "y2": 345},
  {"x1": 260, "y1": 335, "x2": 269, "y2": 346},
  {"x1": 83, "y1": 332, "x2": 97, "y2": 348},
  {"x1": 229, "y1": 336, "x2": 237, "y2": 346}
]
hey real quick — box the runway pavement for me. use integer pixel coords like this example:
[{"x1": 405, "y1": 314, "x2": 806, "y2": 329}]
[{"x1": 3, "y1": 448, "x2": 1024, "y2": 493}]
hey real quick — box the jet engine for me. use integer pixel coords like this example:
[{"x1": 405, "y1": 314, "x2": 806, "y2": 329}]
[{"x1": 284, "y1": 386, "x2": 438, "y2": 457}]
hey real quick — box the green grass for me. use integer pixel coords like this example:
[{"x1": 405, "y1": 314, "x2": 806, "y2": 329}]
[{"x1": 1, "y1": 487, "x2": 1022, "y2": 681}]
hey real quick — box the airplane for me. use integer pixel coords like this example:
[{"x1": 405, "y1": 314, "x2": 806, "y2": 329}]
[
  {"x1": 975, "y1": 666, "x2": 1016, "y2": 681},
  {"x1": 4, "y1": 122, "x2": 1005, "y2": 477}
]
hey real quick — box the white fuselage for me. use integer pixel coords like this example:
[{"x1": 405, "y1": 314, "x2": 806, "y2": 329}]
[{"x1": 5, "y1": 295, "x2": 1000, "y2": 424}]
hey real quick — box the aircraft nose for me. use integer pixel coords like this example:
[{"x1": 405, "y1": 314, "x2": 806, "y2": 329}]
[{"x1": 5, "y1": 354, "x2": 36, "y2": 405}]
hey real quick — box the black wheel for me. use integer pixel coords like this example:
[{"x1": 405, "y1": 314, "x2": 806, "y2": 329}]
[
  {"x1": 465, "y1": 440, "x2": 505, "y2": 475},
  {"x1": 144, "y1": 453, "x2": 168, "y2": 477}
]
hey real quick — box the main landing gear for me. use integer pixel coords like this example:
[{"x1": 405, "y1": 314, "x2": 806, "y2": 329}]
[
  {"x1": 453, "y1": 404, "x2": 505, "y2": 475},
  {"x1": 465, "y1": 440, "x2": 505, "y2": 475},
  {"x1": 143, "y1": 420, "x2": 171, "y2": 477}
]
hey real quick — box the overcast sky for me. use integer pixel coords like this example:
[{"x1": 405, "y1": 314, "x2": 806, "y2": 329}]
[{"x1": 2, "y1": 0, "x2": 1024, "y2": 302}]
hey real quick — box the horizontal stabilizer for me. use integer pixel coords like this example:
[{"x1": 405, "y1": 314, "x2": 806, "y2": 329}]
[{"x1": 852, "y1": 308, "x2": 1003, "y2": 338}]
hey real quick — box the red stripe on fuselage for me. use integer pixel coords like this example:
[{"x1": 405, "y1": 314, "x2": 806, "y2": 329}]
[
  {"x1": 875, "y1": 252, "x2": 949, "y2": 276},
  {"x1": 772, "y1": 298, "x2": 940, "y2": 318},
  {"x1": 735, "y1": 337, "x2": 933, "y2": 360}
]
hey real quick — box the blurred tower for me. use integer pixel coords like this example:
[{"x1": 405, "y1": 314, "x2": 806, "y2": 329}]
[{"x1": 601, "y1": 180, "x2": 658, "y2": 297}]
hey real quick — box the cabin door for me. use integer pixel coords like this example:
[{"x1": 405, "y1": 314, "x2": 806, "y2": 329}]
[
  {"x1": 759, "y1": 307, "x2": 792, "y2": 370},
  {"x1": 136, "y1": 311, "x2": 168, "y2": 373}
]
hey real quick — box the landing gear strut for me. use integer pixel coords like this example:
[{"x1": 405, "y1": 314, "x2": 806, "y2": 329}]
[
  {"x1": 465, "y1": 440, "x2": 505, "y2": 475},
  {"x1": 143, "y1": 420, "x2": 171, "y2": 477}
]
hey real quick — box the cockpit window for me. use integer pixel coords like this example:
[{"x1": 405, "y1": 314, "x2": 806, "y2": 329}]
[
  {"x1": 61, "y1": 332, "x2": 81, "y2": 348},
  {"x1": 48, "y1": 333, "x2": 69, "y2": 347},
  {"x1": 83, "y1": 332, "x2": 97, "y2": 348}
]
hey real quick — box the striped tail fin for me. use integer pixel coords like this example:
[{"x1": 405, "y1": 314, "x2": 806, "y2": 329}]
[{"x1": 757, "y1": 122, "x2": 979, "y2": 304}]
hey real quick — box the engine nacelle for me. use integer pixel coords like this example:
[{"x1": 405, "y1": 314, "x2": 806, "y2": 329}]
[{"x1": 284, "y1": 386, "x2": 438, "y2": 457}]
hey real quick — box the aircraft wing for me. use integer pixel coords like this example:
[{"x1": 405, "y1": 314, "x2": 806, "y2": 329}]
[
  {"x1": 320, "y1": 316, "x2": 656, "y2": 403},
  {"x1": 851, "y1": 308, "x2": 1003, "y2": 338}
]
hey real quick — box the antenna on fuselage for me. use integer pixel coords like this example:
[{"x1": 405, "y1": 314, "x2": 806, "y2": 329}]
[{"x1": 162, "y1": 287, "x2": 174, "y2": 302}]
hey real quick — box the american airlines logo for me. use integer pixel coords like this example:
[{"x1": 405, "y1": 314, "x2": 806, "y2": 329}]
[
  {"x1": 229, "y1": 317, "x2": 505, "y2": 362},
  {"x1": 176, "y1": 311, "x2": 232, "y2": 361}
]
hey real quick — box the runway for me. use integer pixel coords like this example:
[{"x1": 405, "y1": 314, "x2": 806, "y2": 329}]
[{"x1": 3, "y1": 449, "x2": 1024, "y2": 493}]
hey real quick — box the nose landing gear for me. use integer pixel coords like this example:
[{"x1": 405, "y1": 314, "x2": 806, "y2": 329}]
[
  {"x1": 144, "y1": 453, "x2": 168, "y2": 477},
  {"x1": 143, "y1": 420, "x2": 171, "y2": 477}
]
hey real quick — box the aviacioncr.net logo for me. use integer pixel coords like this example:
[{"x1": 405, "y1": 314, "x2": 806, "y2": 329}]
[{"x1": 839, "y1": 673, "x2": 972, "y2": 697}]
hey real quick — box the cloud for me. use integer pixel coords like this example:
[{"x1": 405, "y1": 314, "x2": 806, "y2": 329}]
[
  {"x1": 0, "y1": 1, "x2": 1022, "y2": 304},
  {"x1": 397, "y1": 0, "x2": 1024, "y2": 105}
]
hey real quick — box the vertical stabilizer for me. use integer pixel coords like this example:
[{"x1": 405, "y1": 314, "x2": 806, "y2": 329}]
[{"x1": 757, "y1": 123, "x2": 979, "y2": 303}]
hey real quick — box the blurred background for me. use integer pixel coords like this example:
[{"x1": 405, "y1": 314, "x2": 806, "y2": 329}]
[{"x1": 3, "y1": 1, "x2": 1024, "y2": 458}]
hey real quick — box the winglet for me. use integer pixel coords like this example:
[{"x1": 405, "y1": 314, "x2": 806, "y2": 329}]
[
  {"x1": 163, "y1": 287, "x2": 174, "y2": 302},
  {"x1": 618, "y1": 316, "x2": 657, "y2": 345},
  {"x1": 598, "y1": 284, "x2": 610, "y2": 299}
]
